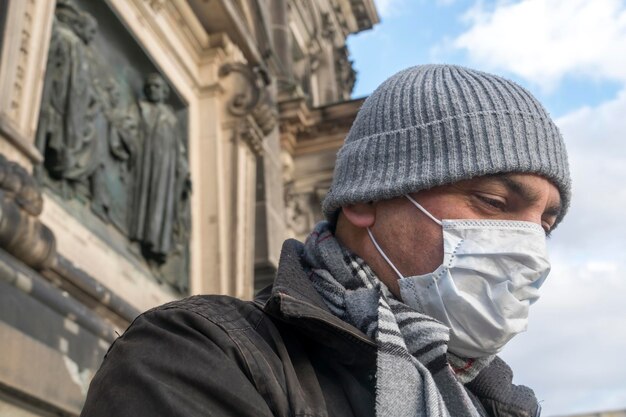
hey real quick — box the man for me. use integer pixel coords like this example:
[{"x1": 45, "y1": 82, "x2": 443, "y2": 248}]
[
  {"x1": 36, "y1": 1, "x2": 100, "y2": 198},
  {"x1": 81, "y1": 64, "x2": 570, "y2": 417},
  {"x1": 130, "y1": 74, "x2": 185, "y2": 265}
]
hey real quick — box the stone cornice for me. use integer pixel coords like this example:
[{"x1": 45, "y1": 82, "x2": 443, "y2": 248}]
[
  {"x1": 186, "y1": 0, "x2": 265, "y2": 67},
  {"x1": 278, "y1": 96, "x2": 365, "y2": 157},
  {"x1": 332, "y1": 0, "x2": 380, "y2": 35}
]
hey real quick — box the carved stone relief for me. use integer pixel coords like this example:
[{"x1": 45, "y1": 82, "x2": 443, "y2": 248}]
[
  {"x1": 0, "y1": 154, "x2": 56, "y2": 270},
  {"x1": 8, "y1": 0, "x2": 37, "y2": 123},
  {"x1": 284, "y1": 181, "x2": 312, "y2": 237},
  {"x1": 321, "y1": 12, "x2": 336, "y2": 40},
  {"x1": 130, "y1": 73, "x2": 191, "y2": 266},
  {"x1": 290, "y1": 3, "x2": 356, "y2": 105},
  {"x1": 219, "y1": 62, "x2": 277, "y2": 153},
  {"x1": 332, "y1": 4, "x2": 350, "y2": 35},
  {"x1": 34, "y1": 0, "x2": 191, "y2": 292},
  {"x1": 35, "y1": 0, "x2": 100, "y2": 200},
  {"x1": 350, "y1": 0, "x2": 371, "y2": 30},
  {"x1": 334, "y1": 45, "x2": 356, "y2": 98},
  {"x1": 90, "y1": 78, "x2": 139, "y2": 234}
]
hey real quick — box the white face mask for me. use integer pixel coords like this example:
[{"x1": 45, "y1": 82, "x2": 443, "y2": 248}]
[{"x1": 367, "y1": 195, "x2": 551, "y2": 358}]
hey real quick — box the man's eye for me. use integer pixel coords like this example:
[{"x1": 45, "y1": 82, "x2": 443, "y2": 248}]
[{"x1": 476, "y1": 195, "x2": 506, "y2": 210}]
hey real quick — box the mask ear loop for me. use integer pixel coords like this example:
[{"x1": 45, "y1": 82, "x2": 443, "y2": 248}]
[
  {"x1": 405, "y1": 194, "x2": 443, "y2": 226},
  {"x1": 367, "y1": 228, "x2": 404, "y2": 280},
  {"x1": 366, "y1": 195, "x2": 442, "y2": 281}
]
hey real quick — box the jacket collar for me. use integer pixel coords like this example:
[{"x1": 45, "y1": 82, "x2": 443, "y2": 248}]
[
  {"x1": 257, "y1": 239, "x2": 376, "y2": 366},
  {"x1": 256, "y1": 239, "x2": 541, "y2": 417}
]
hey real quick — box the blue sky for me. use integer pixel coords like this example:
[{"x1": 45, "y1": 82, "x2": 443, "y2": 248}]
[
  {"x1": 349, "y1": 0, "x2": 623, "y2": 117},
  {"x1": 347, "y1": 1, "x2": 626, "y2": 416}
]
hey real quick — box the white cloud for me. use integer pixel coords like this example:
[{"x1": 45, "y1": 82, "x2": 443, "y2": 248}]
[
  {"x1": 500, "y1": 257, "x2": 626, "y2": 415},
  {"x1": 499, "y1": 88, "x2": 626, "y2": 415},
  {"x1": 373, "y1": 0, "x2": 408, "y2": 18},
  {"x1": 448, "y1": 0, "x2": 626, "y2": 90},
  {"x1": 552, "y1": 87, "x2": 626, "y2": 254}
]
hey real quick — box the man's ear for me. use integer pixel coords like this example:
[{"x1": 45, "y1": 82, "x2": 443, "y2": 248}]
[{"x1": 341, "y1": 202, "x2": 376, "y2": 228}]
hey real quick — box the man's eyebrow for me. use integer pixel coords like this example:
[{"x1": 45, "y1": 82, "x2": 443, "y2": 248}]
[{"x1": 487, "y1": 174, "x2": 562, "y2": 218}]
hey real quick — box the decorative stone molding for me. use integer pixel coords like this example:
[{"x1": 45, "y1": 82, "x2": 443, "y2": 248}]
[
  {"x1": 0, "y1": 154, "x2": 56, "y2": 270},
  {"x1": 332, "y1": 3, "x2": 350, "y2": 36},
  {"x1": 334, "y1": 45, "x2": 356, "y2": 99},
  {"x1": 284, "y1": 180, "x2": 312, "y2": 237},
  {"x1": 6, "y1": 0, "x2": 35, "y2": 123},
  {"x1": 321, "y1": 12, "x2": 336, "y2": 40},
  {"x1": 219, "y1": 63, "x2": 268, "y2": 115},
  {"x1": 329, "y1": 0, "x2": 379, "y2": 35},
  {"x1": 279, "y1": 95, "x2": 366, "y2": 158},
  {"x1": 219, "y1": 62, "x2": 278, "y2": 152},
  {"x1": 218, "y1": 63, "x2": 277, "y2": 134},
  {"x1": 145, "y1": 0, "x2": 166, "y2": 12},
  {"x1": 277, "y1": 95, "x2": 313, "y2": 153},
  {"x1": 234, "y1": 117, "x2": 266, "y2": 156},
  {"x1": 0, "y1": 0, "x2": 55, "y2": 164},
  {"x1": 349, "y1": 0, "x2": 379, "y2": 31},
  {"x1": 279, "y1": 98, "x2": 366, "y2": 239},
  {"x1": 0, "y1": 158, "x2": 43, "y2": 217}
]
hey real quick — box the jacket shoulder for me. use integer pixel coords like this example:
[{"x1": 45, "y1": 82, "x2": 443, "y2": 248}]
[
  {"x1": 81, "y1": 294, "x2": 277, "y2": 417},
  {"x1": 147, "y1": 294, "x2": 265, "y2": 331}
]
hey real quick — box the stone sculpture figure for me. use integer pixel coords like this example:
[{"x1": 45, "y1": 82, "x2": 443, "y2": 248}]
[
  {"x1": 173, "y1": 141, "x2": 192, "y2": 248},
  {"x1": 35, "y1": 1, "x2": 100, "y2": 199},
  {"x1": 159, "y1": 140, "x2": 192, "y2": 291},
  {"x1": 130, "y1": 74, "x2": 186, "y2": 264},
  {"x1": 91, "y1": 79, "x2": 139, "y2": 232}
]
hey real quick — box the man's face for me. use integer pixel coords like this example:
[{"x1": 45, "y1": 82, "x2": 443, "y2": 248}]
[
  {"x1": 82, "y1": 24, "x2": 96, "y2": 43},
  {"x1": 340, "y1": 173, "x2": 561, "y2": 297},
  {"x1": 146, "y1": 78, "x2": 166, "y2": 103},
  {"x1": 77, "y1": 14, "x2": 97, "y2": 44}
]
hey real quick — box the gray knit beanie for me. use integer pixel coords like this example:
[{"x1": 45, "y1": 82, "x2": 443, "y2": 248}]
[{"x1": 322, "y1": 64, "x2": 571, "y2": 226}]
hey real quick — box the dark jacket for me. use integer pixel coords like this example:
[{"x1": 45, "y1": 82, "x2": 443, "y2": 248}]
[{"x1": 81, "y1": 240, "x2": 538, "y2": 417}]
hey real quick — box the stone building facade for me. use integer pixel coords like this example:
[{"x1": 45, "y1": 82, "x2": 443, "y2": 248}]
[
  {"x1": 0, "y1": 0, "x2": 378, "y2": 414},
  {"x1": 558, "y1": 411, "x2": 626, "y2": 417}
]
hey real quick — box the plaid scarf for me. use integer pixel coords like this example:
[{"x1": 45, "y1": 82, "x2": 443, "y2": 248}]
[{"x1": 302, "y1": 222, "x2": 493, "y2": 417}]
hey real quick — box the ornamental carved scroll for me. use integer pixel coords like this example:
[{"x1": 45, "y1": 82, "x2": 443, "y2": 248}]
[
  {"x1": 219, "y1": 62, "x2": 278, "y2": 142},
  {"x1": 0, "y1": 154, "x2": 56, "y2": 270}
]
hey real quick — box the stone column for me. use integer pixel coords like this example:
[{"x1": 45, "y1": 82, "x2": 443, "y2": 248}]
[
  {"x1": 270, "y1": 0, "x2": 291, "y2": 78},
  {"x1": 0, "y1": 0, "x2": 55, "y2": 167},
  {"x1": 254, "y1": 117, "x2": 287, "y2": 292},
  {"x1": 188, "y1": 85, "x2": 227, "y2": 296},
  {"x1": 217, "y1": 62, "x2": 277, "y2": 299}
]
